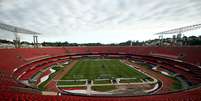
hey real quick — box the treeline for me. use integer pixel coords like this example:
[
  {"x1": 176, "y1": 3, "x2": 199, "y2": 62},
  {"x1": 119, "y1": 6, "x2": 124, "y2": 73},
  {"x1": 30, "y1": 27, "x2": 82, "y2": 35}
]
[
  {"x1": 184, "y1": 36, "x2": 201, "y2": 45},
  {"x1": 0, "y1": 39, "x2": 34, "y2": 45},
  {"x1": 1, "y1": 35, "x2": 201, "y2": 46},
  {"x1": 41, "y1": 41, "x2": 143, "y2": 46},
  {"x1": 154, "y1": 35, "x2": 201, "y2": 46},
  {"x1": 40, "y1": 35, "x2": 201, "y2": 46},
  {"x1": 41, "y1": 42, "x2": 103, "y2": 46},
  {"x1": 42, "y1": 42, "x2": 78, "y2": 46},
  {"x1": 0, "y1": 39, "x2": 13, "y2": 44}
]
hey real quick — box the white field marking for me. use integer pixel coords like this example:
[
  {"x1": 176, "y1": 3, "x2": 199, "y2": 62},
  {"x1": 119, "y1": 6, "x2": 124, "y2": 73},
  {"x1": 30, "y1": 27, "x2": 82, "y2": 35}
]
[
  {"x1": 94, "y1": 79, "x2": 111, "y2": 81},
  {"x1": 54, "y1": 79, "x2": 88, "y2": 82},
  {"x1": 57, "y1": 79, "x2": 158, "y2": 95},
  {"x1": 91, "y1": 80, "x2": 94, "y2": 85},
  {"x1": 120, "y1": 60, "x2": 158, "y2": 84},
  {"x1": 88, "y1": 59, "x2": 112, "y2": 61},
  {"x1": 140, "y1": 79, "x2": 144, "y2": 83},
  {"x1": 57, "y1": 85, "x2": 86, "y2": 87},
  {"x1": 66, "y1": 90, "x2": 88, "y2": 94},
  {"x1": 57, "y1": 82, "x2": 155, "y2": 87},
  {"x1": 87, "y1": 85, "x2": 91, "y2": 95},
  {"x1": 56, "y1": 60, "x2": 160, "y2": 95},
  {"x1": 93, "y1": 79, "x2": 111, "y2": 84},
  {"x1": 56, "y1": 80, "x2": 88, "y2": 87},
  {"x1": 144, "y1": 83, "x2": 159, "y2": 93},
  {"x1": 173, "y1": 59, "x2": 183, "y2": 62},
  {"x1": 56, "y1": 60, "x2": 158, "y2": 88},
  {"x1": 116, "y1": 78, "x2": 120, "y2": 84},
  {"x1": 63, "y1": 89, "x2": 112, "y2": 95},
  {"x1": 150, "y1": 79, "x2": 163, "y2": 94},
  {"x1": 56, "y1": 77, "x2": 156, "y2": 87},
  {"x1": 118, "y1": 78, "x2": 136, "y2": 80}
]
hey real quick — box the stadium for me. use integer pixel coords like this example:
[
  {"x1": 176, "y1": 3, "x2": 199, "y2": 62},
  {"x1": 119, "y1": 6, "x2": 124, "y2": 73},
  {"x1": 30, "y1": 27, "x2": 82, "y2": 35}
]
[
  {"x1": 1, "y1": 46, "x2": 201, "y2": 100},
  {"x1": 0, "y1": 0, "x2": 201, "y2": 101}
]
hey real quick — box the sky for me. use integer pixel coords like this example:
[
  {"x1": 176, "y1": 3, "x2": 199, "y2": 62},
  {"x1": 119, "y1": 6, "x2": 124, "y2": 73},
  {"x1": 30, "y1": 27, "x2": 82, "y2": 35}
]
[{"x1": 0, "y1": 0, "x2": 201, "y2": 43}]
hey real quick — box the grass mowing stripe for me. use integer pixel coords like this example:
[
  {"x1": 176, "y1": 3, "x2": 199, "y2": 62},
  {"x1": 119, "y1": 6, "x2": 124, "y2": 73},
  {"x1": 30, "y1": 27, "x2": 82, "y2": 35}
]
[
  {"x1": 91, "y1": 85, "x2": 116, "y2": 92},
  {"x1": 60, "y1": 59, "x2": 150, "y2": 82}
]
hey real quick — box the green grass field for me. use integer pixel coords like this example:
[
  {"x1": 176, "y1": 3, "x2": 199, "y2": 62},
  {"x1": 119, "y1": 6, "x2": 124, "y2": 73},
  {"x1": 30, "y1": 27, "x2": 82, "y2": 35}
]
[
  {"x1": 94, "y1": 79, "x2": 111, "y2": 84},
  {"x1": 91, "y1": 85, "x2": 117, "y2": 92},
  {"x1": 58, "y1": 80, "x2": 86, "y2": 85},
  {"x1": 60, "y1": 59, "x2": 151, "y2": 82}
]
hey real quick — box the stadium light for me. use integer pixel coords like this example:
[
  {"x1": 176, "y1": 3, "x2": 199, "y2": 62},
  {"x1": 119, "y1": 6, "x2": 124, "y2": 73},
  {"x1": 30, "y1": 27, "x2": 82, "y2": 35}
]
[
  {"x1": 155, "y1": 23, "x2": 201, "y2": 35},
  {"x1": 154, "y1": 23, "x2": 201, "y2": 46},
  {"x1": 0, "y1": 22, "x2": 41, "y2": 48}
]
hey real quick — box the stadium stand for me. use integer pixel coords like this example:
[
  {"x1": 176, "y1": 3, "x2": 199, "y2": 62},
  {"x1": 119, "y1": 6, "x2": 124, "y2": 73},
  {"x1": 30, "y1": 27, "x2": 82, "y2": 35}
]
[{"x1": 0, "y1": 46, "x2": 201, "y2": 101}]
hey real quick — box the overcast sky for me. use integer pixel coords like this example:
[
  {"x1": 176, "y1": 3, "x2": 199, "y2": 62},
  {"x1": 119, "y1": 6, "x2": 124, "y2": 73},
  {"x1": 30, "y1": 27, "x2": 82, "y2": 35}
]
[{"x1": 0, "y1": 0, "x2": 201, "y2": 43}]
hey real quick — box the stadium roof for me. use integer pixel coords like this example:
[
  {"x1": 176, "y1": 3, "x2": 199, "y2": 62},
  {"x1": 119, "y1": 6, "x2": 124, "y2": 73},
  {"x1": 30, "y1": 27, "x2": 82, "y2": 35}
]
[
  {"x1": 0, "y1": 0, "x2": 201, "y2": 43},
  {"x1": 0, "y1": 22, "x2": 41, "y2": 35}
]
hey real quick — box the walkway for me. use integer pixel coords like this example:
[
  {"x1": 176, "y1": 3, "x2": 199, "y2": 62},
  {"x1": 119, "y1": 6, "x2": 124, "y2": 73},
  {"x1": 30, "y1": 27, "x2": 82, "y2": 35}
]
[
  {"x1": 45, "y1": 60, "x2": 78, "y2": 92},
  {"x1": 123, "y1": 60, "x2": 175, "y2": 94}
]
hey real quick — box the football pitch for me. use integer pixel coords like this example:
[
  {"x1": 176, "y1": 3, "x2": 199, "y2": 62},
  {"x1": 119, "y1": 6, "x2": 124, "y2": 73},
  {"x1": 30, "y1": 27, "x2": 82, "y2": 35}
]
[{"x1": 60, "y1": 59, "x2": 150, "y2": 82}]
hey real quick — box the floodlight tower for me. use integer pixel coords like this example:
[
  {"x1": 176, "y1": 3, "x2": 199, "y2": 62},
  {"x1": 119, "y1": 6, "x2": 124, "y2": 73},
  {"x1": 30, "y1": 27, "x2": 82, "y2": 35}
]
[
  {"x1": 33, "y1": 34, "x2": 39, "y2": 48},
  {"x1": 155, "y1": 23, "x2": 201, "y2": 46},
  {"x1": 130, "y1": 40, "x2": 133, "y2": 46},
  {"x1": 0, "y1": 22, "x2": 41, "y2": 48},
  {"x1": 14, "y1": 32, "x2": 21, "y2": 48}
]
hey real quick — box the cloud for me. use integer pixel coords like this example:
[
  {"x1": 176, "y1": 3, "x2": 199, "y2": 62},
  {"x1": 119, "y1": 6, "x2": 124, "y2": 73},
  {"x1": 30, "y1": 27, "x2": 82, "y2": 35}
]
[{"x1": 0, "y1": 0, "x2": 201, "y2": 43}]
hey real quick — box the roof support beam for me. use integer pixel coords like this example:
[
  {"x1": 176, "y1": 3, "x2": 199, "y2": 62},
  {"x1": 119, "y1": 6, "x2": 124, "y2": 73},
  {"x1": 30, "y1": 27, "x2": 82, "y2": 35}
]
[{"x1": 0, "y1": 22, "x2": 41, "y2": 48}]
